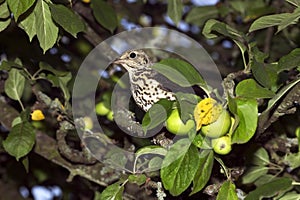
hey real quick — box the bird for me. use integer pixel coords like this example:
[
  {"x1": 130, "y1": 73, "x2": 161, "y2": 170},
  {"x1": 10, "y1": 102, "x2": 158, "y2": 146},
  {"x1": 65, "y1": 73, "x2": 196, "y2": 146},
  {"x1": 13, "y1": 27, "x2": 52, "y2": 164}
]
[{"x1": 113, "y1": 49, "x2": 176, "y2": 112}]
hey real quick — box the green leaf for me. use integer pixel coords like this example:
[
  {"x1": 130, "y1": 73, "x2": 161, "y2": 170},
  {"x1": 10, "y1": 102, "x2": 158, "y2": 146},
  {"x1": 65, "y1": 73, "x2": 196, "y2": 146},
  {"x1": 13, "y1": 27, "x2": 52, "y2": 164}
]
[
  {"x1": 202, "y1": 19, "x2": 245, "y2": 40},
  {"x1": 258, "y1": 78, "x2": 300, "y2": 133},
  {"x1": 128, "y1": 174, "x2": 147, "y2": 186},
  {"x1": 49, "y1": 4, "x2": 85, "y2": 37},
  {"x1": 21, "y1": 156, "x2": 29, "y2": 173},
  {"x1": 250, "y1": 43, "x2": 269, "y2": 63},
  {"x1": 277, "y1": 7, "x2": 300, "y2": 33},
  {"x1": 20, "y1": 108, "x2": 32, "y2": 122},
  {"x1": 254, "y1": 174, "x2": 278, "y2": 186},
  {"x1": 234, "y1": 39, "x2": 248, "y2": 69},
  {"x1": 100, "y1": 182, "x2": 124, "y2": 200},
  {"x1": 216, "y1": 181, "x2": 238, "y2": 200},
  {"x1": 148, "y1": 157, "x2": 164, "y2": 171},
  {"x1": 0, "y1": 61, "x2": 10, "y2": 71},
  {"x1": 249, "y1": 13, "x2": 291, "y2": 32},
  {"x1": 251, "y1": 61, "x2": 279, "y2": 91},
  {"x1": 185, "y1": 6, "x2": 218, "y2": 27},
  {"x1": 35, "y1": 0, "x2": 59, "y2": 53},
  {"x1": 236, "y1": 79, "x2": 275, "y2": 98},
  {"x1": 19, "y1": 8, "x2": 36, "y2": 41},
  {"x1": 47, "y1": 72, "x2": 72, "y2": 101},
  {"x1": 136, "y1": 145, "x2": 167, "y2": 172},
  {"x1": 245, "y1": 146, "x2": 270, "y2": 166},
  {"x1": 161, "y1": 139, "x2": 200, "y2": 196},
  {"x1": 19, "y1": 0, "x2": 59, "y2": 52},
  {"x1": 192, "y1": 133, "x2": 211, "y2": 149},
  {"x1": 59, "y1": 73, "x2": 72, "y2": 101},
  {"x1": 39, "y1": 62, "x2": 69, "y2": 76},
  {"x1": 229, "y1": 1, "x2": 247, "y2": 14},
  {"x1": 136, "y1": 145, "x2": 167, "y2": 157},
  {"x1": 217, "y1": 4, "x2": 231, "y2": 17},
  {"x1": 3, "y1": 121, "x2": 35, "y2": 161},
  {"x1": 241, "y1": 166, "x2": 269, "y2": 184},
  {"x1": 278, "y1": 48, "x2": 300, "y2": 72},
  {"x1": 94, "y1": 191, "x2": 101, "y2": 200},
  {"x1": 152, "y1": 58, "x2": 206, "y2": 88},
  {"x1": 202, "y1": 19, "x2": 248, "y2": 57},
  {"x1": 91, "y1": 0, "x2": 118, "y2": 33},
  {"x1": 7, "y1": 0, "x2": 35, "y2": 20},
  {"x1": 263, "y1": 79, "x2": 300, "y2": 113},
  {"x1": 242, "y1": 146, "x2": 271, "y2": 184},
  {"x1": 104, "y1": 148, "x2": 127, "y2": 169},
  {"x1": 243, "y1": 0, "x2": 271, "y2": 17},
  {"x1": 245, "y1": 177, "x2": 293, "y2": 200},
  {"x1": 167, "y1": 0, "x2": 183, "y2": 25},
  {"x1": 5, "y1": 68, "x2": 25, "y2": 101},
  {"x1": 296, "y1": 127, "x2": 300, "y2": 152},
  {"x1": 0, "y1": 18, "x2": 11, "y2": 32},
  {"x1": 286, "y1": 0, "x2": 300, "y2": 7},
  {"x1": 227, "y1": 95, "x2": 240, "y2": 134},
  {"x1": 279, "y1": 192, "x2": 300, "y2": 200},
  {"x1": 190, "y1": 150, "x2": 214, "y2": 195},
  {"x1": 11, "y1": 116, "x2": 22, "y2": 127},
  {"x1": 175, "y1": 92, "x2": 200, "y2": 123},
  {"x1": 229, "y1": 98, "x2": 258, "y2": 144},
  {"x1": 0, "y1": 1, "x2": 10, "y2": 19},
  {"x1": 284, "y1": 152, "x2": 300, "y2": 170},
  {"x1": 142, "y1": 99, "x2": 173, "y2": 132},
  {"x1": 249, "y1": 7, "x2": 300, "y2": 33}
]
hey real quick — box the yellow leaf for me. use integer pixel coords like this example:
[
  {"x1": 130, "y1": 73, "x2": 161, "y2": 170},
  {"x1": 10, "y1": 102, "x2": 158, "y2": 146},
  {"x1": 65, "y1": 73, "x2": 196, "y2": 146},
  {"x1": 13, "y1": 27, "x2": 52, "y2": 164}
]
[{"x1": 193, "y1": 98, "x2": 222, "y2": 130}]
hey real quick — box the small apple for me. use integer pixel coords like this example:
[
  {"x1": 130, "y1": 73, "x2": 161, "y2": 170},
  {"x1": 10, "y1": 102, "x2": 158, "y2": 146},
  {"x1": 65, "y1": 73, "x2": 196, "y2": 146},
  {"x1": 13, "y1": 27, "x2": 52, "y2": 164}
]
[
  {"x1": 95, "y1": 102, "x2": 110, "y2": 116},
  {"x1": 166, "y1": 109, "x2": 195, "y2": 135},
  {"x1": 201, "y1": 110, "x2": 231, "y2": 138},
  {"x1": 211, "y1": 135, "x2": 232, "y2": 155},
  {"x1": 31, "y1": 121, "x2": 45, "y2": 130},
  {"x1": 106, "y1": 111, "x2": 114, "y2": 121},
  {"x1": 83, "y1": 116, "x2": 93, "y2": 130}
]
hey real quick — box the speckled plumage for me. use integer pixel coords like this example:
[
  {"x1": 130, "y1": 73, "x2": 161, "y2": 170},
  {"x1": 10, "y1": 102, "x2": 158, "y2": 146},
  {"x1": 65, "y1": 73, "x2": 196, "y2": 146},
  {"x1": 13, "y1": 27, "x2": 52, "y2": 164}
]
[{"x1": 114, "y1": 50, "x2": 175, "y2": 111}]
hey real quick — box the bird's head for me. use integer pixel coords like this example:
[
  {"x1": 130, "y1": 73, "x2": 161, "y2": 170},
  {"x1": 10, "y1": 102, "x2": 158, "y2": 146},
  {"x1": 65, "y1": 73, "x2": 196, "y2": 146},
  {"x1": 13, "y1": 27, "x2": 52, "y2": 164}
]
[{"x1": 113, "y1": 50, "x2": 151, "y2": 71}]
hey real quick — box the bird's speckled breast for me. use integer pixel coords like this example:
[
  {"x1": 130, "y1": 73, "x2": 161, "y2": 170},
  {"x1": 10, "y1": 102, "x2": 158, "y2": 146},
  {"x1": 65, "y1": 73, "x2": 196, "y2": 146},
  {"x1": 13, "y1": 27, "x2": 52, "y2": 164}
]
[{"x1": 129, "y1": 68, "x2": 175, "y2": 111}]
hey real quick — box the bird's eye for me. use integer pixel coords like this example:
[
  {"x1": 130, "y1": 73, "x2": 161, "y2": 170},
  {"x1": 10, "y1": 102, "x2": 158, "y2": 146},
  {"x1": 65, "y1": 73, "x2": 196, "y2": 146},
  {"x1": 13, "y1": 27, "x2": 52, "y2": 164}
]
[{"x1": 129, "y1": 52, "x2": 136, "y2": 59}]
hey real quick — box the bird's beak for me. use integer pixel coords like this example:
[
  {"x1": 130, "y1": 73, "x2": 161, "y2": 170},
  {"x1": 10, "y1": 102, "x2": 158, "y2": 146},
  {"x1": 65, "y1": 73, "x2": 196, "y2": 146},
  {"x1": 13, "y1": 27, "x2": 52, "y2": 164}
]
[{"x1": 113, "y1": 58, "x2": 124, "y2": 65}]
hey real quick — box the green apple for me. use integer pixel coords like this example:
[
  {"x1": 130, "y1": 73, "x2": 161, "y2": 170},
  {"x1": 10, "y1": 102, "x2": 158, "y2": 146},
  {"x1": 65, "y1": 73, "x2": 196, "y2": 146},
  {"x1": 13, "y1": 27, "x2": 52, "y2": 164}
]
[
  {"x1": 95, "y1": 102, "x2": 110, "y2": 116},
  {"x1": 201, "y1": 109, "x2": 231, "y2": 138},
  {"x1": 211, "y1": 135, "x2": 232, "y2": 155},
  {"x1": 106, "y1": 111, "x2": 114, "y2": 121},
  {"x1": 166, "y1": 109, "x2": 195, "y2": 135},
  {"x1": 31, "y1": 121, "x2": 45, "y2": 130},
  {"x1": 83, "y1": 116, "x2": 93, "y2": 130}
]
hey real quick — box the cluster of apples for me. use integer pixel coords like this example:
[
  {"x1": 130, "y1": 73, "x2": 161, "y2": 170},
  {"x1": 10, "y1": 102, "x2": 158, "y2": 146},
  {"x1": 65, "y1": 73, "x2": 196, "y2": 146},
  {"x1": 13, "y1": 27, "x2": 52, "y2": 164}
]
[
  {"x1": 95, "y1": 91, "x2": 114, "y2": 121},
  {"x1": 165, "y1": 104, "x2": 233, "y2": 155},
  {"x1": 95, "y1": 101, "x2": 114, "y2": 121}
]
